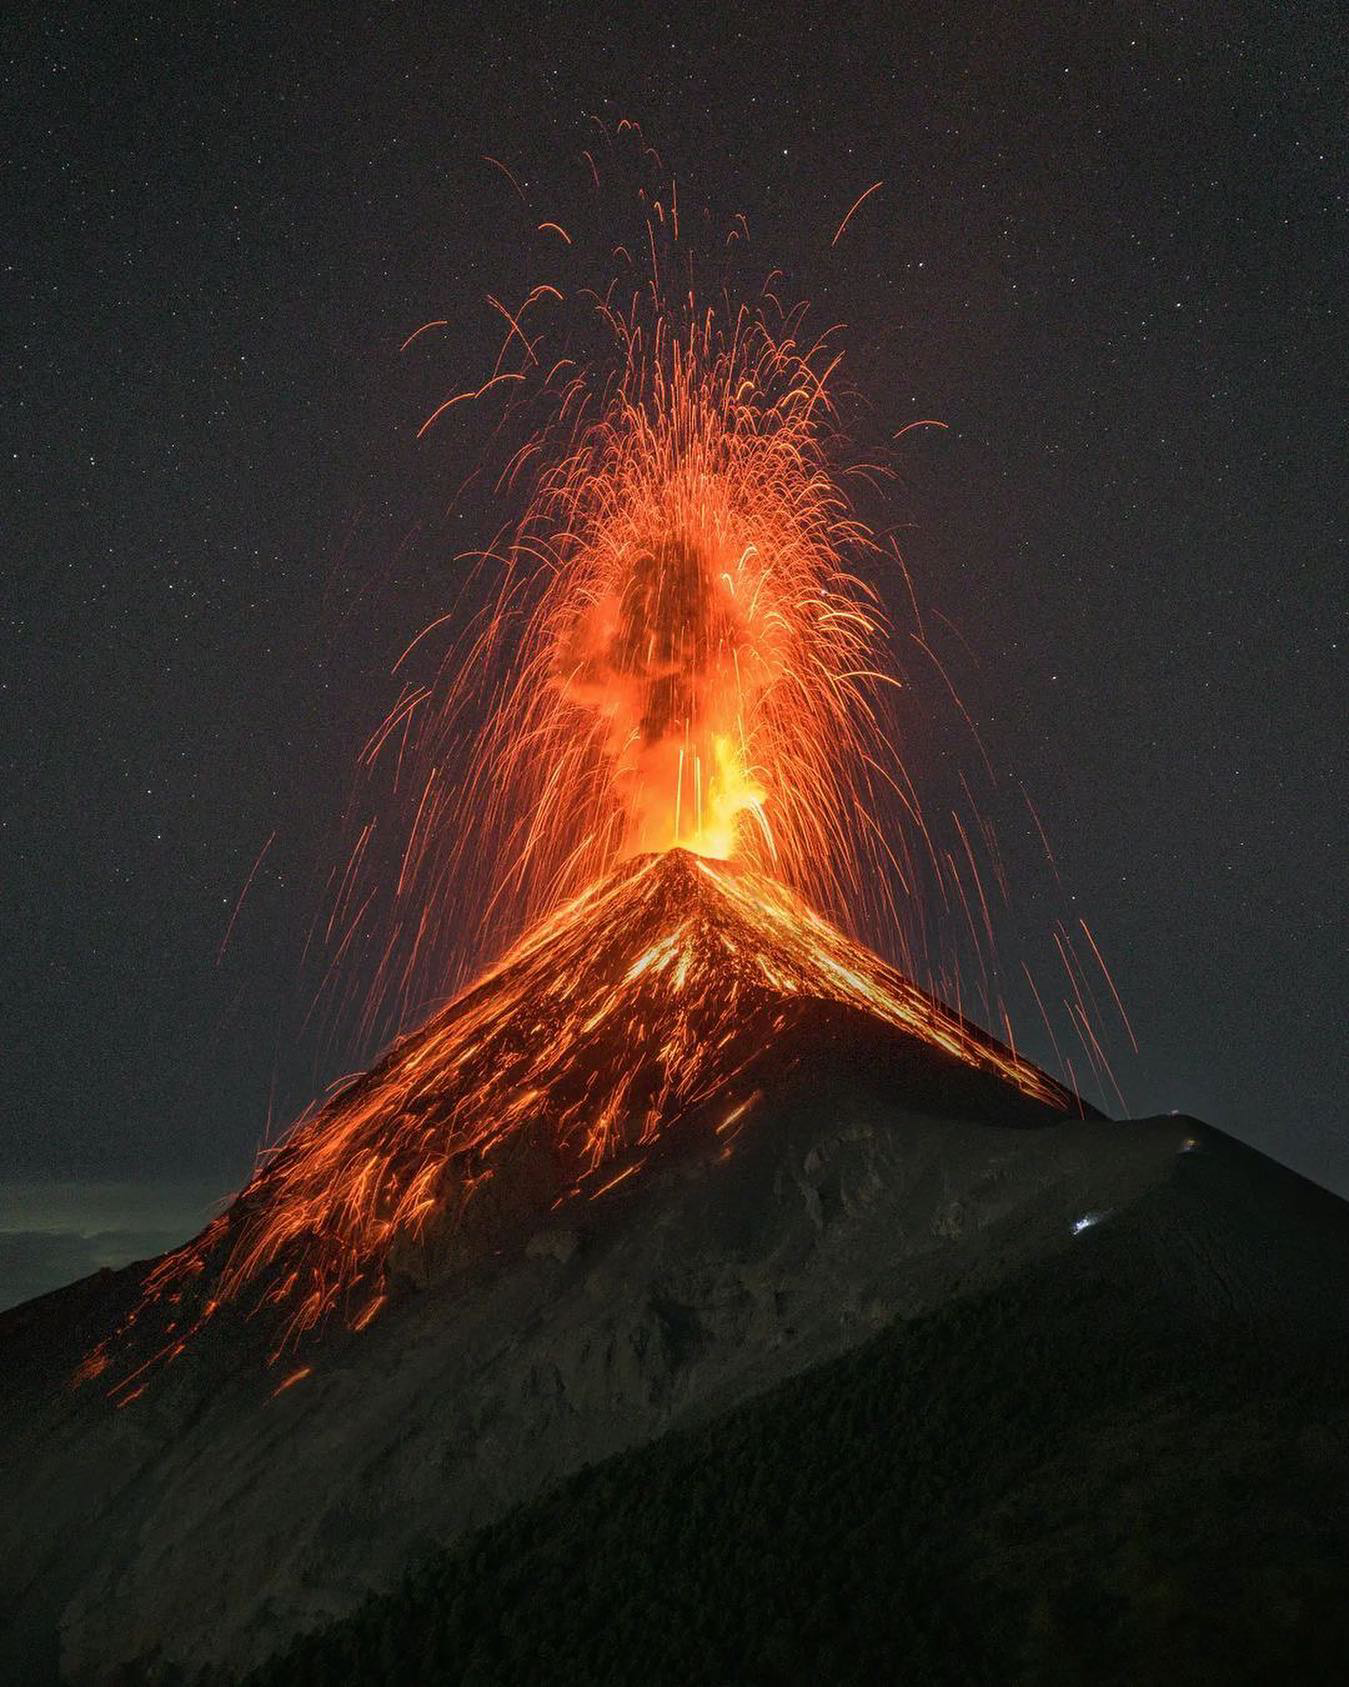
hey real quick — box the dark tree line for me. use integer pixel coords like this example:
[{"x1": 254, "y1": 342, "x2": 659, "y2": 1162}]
[{"x1": 246, "y1": 1192, "x2": 1349, "y2": 1686}]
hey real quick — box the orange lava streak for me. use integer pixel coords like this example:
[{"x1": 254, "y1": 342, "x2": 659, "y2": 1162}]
[{"x1": 831, "y1": 180, "x2": 883, "y2": 247}]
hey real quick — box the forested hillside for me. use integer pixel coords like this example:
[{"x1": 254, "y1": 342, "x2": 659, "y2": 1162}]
[{"x1": 250, "y1": 1149, "x2": 1349, "y2": 1686}]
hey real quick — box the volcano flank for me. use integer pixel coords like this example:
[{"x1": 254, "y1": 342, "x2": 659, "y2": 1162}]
[
  {"x1": 6, "y1": 855, "x2": 1349, "y2": 1684},
  {"x1": 77, "y1": 849, "x2": 1076, "y2": 1400}
]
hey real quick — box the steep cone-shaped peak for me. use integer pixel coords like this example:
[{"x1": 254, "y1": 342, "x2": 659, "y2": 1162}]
[{"x1": 85, "y1": 851, "x2": 1073, "y2": 1397}]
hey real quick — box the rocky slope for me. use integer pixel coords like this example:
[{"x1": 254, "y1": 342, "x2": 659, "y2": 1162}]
[{"x1": 252, "y1": 1124, "x2": 1349, "y2": 1686}]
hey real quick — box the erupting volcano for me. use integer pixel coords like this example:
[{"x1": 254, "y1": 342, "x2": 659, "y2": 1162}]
[{"x1": 81, "y1": 178, "x2": 1107, "y2": 1402}]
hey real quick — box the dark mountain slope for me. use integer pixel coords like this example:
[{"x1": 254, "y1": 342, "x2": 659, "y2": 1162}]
[{"x1": 249, "y1": 1127, "x2": 1349, "y2": 1687}]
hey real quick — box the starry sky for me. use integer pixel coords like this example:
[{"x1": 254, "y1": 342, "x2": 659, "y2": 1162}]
[{"x1": 4, "y1": 0, "x2": 1344, "y2": 1272}]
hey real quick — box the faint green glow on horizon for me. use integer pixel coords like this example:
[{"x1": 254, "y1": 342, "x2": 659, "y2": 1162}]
[{"x1": 0, "y1": 1178, "x2": 238, "y2": 1313}]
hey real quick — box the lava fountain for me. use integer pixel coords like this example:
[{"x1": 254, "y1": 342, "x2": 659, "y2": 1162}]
[{"x1": 478, "y1": 301, "x2": 886, "y2": 909}]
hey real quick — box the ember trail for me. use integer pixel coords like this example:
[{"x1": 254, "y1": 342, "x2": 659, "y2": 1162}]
[{"x1": 392, "y1": 286, "x2": 914, "y2": 992}]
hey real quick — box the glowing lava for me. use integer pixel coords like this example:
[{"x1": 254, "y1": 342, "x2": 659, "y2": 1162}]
[
  {"x1": 491, "y1": 304, "x2": 881, "y2": 891},
  {"x1": 351, "y1": 281, "x2": 910, "y2": 1045}
]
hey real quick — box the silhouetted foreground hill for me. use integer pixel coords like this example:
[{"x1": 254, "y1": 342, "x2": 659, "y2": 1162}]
[{"x1": 250, "y1": 1131, "x2": 1349, "y2": 1687}]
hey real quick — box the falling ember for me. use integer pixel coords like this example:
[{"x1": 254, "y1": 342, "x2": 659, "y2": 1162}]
[
  {"x1": 271, "y1": 1365, "x2": 312, "y2": 1398},
  {"x1": 82, "y1": 150, "x2": 1125, "y2": 1398}
]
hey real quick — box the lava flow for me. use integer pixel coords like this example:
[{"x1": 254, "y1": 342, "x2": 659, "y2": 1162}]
[{"x1": 83, "y1": 850, "x2": 1070, "y2": 1401}]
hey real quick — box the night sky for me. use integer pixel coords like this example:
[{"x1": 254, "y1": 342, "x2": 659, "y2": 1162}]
[{"x1": 4, "y1": 0, "x2": 1344, "y2": 1280}]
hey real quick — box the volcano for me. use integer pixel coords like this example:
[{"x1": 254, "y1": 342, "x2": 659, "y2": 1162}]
[
  {"x1": 14, "y1": 152, "x2": 1344, "y2": 1683},
  {"x1": 0, "y1": 842, "x2": 1225, "y2": 1685},
  {"x1": 5, "y1": 901, "x2": 1349, "y2": 1685}
]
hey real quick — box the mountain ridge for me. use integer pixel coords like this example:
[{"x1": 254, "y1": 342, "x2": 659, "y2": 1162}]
[{"x1": 245, "y1": 1121, "x2": 1349, "y2": 1687}]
